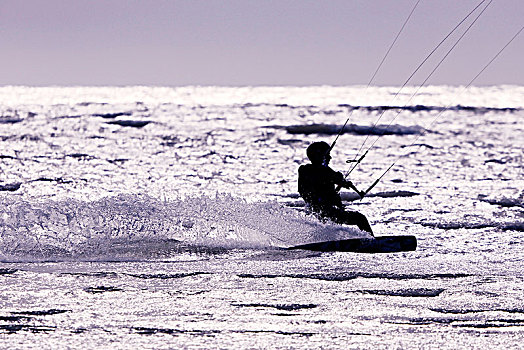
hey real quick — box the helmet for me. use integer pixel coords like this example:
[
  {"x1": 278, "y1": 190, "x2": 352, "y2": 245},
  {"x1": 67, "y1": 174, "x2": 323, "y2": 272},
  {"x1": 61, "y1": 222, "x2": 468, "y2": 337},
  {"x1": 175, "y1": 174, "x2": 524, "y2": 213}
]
[{"x1": 306, "y1": 141, "x2": 330, "y2": 164}]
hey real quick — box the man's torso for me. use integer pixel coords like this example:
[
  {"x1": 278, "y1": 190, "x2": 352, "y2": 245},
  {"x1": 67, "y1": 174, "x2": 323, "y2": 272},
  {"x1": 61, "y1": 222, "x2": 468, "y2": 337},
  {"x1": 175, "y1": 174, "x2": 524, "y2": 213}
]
[{"x1": 298, "y1": 164, "x2": 343, "y2": 210}]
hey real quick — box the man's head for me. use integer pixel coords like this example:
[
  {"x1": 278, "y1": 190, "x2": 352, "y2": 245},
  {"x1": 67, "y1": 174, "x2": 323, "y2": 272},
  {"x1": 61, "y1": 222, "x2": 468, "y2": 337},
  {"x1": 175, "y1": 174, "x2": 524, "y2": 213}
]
[{"x1": 306, "y1": 141, "x2": 331, "y2": 165}]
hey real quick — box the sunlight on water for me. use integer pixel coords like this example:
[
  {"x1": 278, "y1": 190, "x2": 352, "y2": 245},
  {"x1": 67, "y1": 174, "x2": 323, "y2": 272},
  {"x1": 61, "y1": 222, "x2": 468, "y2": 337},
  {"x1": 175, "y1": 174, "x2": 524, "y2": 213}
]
[{"x1": 0, "y1": 86, "x2": 523, "y2": 348}]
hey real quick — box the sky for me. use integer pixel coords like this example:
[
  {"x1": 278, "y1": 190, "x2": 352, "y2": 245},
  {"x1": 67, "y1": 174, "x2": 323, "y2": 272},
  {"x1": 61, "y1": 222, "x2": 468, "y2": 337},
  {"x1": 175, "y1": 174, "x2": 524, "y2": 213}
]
[{"x1": 1, "y1": 0, "x2": 522, "y2": 86}]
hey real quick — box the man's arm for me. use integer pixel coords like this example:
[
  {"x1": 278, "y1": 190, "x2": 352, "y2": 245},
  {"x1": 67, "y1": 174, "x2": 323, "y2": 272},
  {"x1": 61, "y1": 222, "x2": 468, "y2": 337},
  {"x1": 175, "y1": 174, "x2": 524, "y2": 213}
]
[
  {"x1": 341, "y1": 180, "x2": 365, "y2": 199},
  {"x1": 333, "y1": 170, "x2": 365, "y2": 198}
]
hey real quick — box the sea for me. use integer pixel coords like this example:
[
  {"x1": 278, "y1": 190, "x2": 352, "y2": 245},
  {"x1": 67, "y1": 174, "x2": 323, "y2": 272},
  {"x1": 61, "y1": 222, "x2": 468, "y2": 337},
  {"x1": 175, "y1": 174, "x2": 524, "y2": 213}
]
[{"x1": 0, "y1": 85, "x2": 523, "y2": 349}]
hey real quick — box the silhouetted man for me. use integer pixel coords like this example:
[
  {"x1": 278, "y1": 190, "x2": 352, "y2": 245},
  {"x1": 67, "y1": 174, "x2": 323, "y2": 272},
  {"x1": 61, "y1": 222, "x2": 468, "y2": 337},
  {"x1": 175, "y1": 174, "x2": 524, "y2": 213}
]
[{"x1": 298, "y1": 141, "x2": 374, "y2": 235}]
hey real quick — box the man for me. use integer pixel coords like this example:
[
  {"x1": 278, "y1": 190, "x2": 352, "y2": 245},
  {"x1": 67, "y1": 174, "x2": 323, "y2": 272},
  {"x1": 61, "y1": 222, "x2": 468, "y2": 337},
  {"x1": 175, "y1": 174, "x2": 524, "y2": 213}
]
[{"x1": 298, "y1": 141, "x2": 374, "y2": 235}]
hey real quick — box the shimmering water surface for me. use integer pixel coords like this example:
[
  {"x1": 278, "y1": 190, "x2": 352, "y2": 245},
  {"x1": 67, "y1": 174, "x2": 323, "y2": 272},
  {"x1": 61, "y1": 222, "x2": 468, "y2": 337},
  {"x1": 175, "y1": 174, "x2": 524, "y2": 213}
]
[{"x1": 0, "y1": 86, "x2": 523, "y2": 349}]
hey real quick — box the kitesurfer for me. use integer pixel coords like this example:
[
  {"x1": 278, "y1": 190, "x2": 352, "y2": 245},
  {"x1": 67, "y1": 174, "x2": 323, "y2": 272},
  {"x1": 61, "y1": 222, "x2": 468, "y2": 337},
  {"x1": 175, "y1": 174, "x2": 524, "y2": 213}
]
[{"x1": 298, "y1": 141, "x2": 374, "y2": 235}]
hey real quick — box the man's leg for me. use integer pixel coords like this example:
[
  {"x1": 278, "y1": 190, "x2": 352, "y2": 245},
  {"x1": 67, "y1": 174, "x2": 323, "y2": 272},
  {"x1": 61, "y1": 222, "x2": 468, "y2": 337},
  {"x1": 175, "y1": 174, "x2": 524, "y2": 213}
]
[
  {"x1": 343, "y1": 210, "x2": 374, "y2": 235},
  {"x1": 326, "y1": 208, "x2": 373, "y2": 235}
]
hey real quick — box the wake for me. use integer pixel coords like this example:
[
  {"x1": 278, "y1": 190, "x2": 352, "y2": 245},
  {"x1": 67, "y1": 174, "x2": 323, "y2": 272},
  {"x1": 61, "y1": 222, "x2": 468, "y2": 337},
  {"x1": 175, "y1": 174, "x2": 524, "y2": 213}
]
[{"x1": 0, "y1": 194, "x2": 365, "y2": 261}]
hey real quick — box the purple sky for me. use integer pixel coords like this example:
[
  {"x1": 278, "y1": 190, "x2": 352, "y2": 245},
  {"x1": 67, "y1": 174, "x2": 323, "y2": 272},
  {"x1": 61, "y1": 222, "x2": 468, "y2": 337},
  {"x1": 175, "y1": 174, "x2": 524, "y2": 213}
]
[{"x1": 1, "y1": 0, "x2": 522, "y2": 86}]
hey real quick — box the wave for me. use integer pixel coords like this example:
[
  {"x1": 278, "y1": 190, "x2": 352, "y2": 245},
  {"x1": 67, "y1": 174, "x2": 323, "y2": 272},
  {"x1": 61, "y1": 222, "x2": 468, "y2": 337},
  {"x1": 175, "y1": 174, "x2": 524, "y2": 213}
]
[
  {"x1": 238, "y1": 272, "x2": 470, "y2": 281},
  {"x1": 0, "y1": 116, "x2": 23, "y2": 124},
  {"x1": 0, "y1": 183, "x2": 21, "y2": 192},
  {"x1": 279, "y1": 123, "x2": 426, "y2": 136},
  {"x1": 419, "y1": 221, "x2": 524, "y2": 231},
  {"x1": 0, "y1": 194, "x2": 366, "y2": 262},
  {"x1": 335, "y1": 104, "x2": 520, "y2": 114},
  {"x1": 174, "y1": 102, "x2": 520, "y2": 114},
  {"x1": 105, "y1": 120, "x2": 151, "y2": 128},
  {"x1": 357, "y1": 288, "x2": 445, "y2": 297},
  {"x1": 478, "y1": 195, "x2": 524, "y2": 208},
  {"x1": 92, "y1": 111, "x2": 133, "y2": 119}
]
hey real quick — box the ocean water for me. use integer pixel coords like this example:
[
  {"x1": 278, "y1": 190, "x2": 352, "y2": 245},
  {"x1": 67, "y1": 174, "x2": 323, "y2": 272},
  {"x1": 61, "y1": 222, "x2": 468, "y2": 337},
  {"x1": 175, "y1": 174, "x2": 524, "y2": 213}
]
[{"x1": 0, "y1": 85, "x2": 523, "y2": 349}]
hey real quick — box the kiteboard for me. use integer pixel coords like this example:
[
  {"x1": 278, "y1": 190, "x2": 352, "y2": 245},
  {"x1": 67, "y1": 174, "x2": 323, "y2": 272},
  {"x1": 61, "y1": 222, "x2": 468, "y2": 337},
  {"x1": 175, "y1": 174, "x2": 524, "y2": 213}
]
[{"x1": 287, "y1": 235, "x2": 417, "y2": 253}]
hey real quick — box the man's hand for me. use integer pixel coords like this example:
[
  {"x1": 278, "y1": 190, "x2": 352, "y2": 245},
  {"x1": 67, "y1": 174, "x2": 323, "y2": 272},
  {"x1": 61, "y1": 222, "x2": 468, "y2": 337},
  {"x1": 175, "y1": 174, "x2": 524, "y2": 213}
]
[
  {"x1": 344, "y1": 180, "x2": 354, "y2": 188},
  {"x1": 343, "y1": 180, "x2": 364, "y2": 198}
]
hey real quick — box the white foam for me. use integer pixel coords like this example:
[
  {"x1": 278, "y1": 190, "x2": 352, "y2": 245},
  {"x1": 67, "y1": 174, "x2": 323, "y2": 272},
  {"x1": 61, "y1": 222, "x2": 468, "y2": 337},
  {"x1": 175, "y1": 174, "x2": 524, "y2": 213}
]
[{"x1": 0, "y1": 194, "x2": 366, "y2": 261}]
